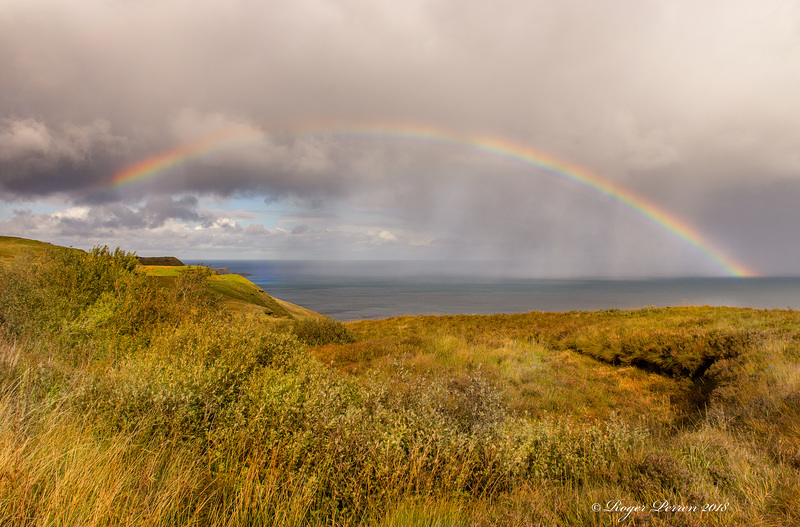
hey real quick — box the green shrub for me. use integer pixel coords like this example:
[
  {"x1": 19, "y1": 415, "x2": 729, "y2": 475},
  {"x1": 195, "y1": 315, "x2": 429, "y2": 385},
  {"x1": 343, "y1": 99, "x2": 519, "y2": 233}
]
[
  {"x1": 0, "y1": 258, "x2": 46, "y2": 338},
  {"x1": 290, "y1": 316, "x2": 356, "y2": 346},
  {"x1": 174, "y1": 265, "x2": 217, "y2": 311},
  {"x1": 0, "y1": 246, "x2": 144, "y2": 352},
  {"x1": 76, "y1": 317, "x2": 306, "y2": 437},
  {"x1": 0, "y1": 246, "x2": 227, "y2": 363}
]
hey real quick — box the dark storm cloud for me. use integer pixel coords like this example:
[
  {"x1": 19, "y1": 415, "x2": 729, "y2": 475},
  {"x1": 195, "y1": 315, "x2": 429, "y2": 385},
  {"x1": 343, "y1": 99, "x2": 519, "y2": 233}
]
[
  {"x1": 1, "y1": 0, "x2": 799, "y2": 274},
  {"x1": 0, "y1": 118, "x2": 125, "y2": 197}
]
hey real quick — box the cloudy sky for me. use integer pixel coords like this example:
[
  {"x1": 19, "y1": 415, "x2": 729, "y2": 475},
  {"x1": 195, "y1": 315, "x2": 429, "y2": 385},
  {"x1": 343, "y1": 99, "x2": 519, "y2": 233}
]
[{"x1": 1, "y1": 0, "x2": 799, "y2": 277}]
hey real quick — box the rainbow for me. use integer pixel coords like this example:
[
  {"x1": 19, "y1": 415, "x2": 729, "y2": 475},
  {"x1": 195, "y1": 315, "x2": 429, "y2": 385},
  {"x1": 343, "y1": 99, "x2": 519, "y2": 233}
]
[
  {"x1": 109, "y1": 126, "x2": 264, "y2": 189},
  {"x1": 108, "y1": 120, "x2": 757, "y2": 277}
]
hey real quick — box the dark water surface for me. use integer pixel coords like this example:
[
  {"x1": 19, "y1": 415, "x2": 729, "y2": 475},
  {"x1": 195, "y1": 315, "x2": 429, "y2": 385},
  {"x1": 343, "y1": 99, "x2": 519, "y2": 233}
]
[{"x1": 192, "y1": 260, "x2": 800, "y2": 321}]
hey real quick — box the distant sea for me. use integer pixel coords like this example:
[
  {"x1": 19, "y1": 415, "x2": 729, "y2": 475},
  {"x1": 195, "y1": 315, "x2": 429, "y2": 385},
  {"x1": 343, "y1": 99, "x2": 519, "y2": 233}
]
[{"x1": 191, "y1": 260, "x2": 800, "y2": 322}]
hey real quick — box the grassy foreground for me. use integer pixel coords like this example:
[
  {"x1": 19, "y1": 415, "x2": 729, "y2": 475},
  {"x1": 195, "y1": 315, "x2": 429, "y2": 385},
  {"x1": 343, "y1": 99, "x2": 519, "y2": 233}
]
[{"x1": 1, "y1": 240, "x2": 799, "y2": 525}]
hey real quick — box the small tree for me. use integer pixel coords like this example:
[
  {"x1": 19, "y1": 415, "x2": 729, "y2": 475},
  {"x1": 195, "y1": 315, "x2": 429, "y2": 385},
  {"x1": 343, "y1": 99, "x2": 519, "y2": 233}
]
[{"x1": 175, "y1": 266, "x2": 214, "y2": 310}]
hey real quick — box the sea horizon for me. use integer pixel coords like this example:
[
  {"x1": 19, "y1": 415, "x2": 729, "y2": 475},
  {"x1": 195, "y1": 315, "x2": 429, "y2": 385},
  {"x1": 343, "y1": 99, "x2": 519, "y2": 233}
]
[{"x1": 187, "y1": 259, "x2": 800, "y2": 321}]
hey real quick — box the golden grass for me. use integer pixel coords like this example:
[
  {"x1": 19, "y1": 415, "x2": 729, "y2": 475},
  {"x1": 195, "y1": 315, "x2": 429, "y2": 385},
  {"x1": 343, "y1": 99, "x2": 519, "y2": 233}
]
[
  {"x1": 0, "y1": 236, "x2": 57, "y2": 266},
  {"x1": 2, "y1": 240, "x2": 800, "y2": 525}
]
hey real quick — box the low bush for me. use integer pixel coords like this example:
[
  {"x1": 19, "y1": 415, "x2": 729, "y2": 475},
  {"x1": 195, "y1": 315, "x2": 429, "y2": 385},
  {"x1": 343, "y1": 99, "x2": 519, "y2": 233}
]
[{"x1": 289, "y1": 316, "x2": 356, "y2": 346}]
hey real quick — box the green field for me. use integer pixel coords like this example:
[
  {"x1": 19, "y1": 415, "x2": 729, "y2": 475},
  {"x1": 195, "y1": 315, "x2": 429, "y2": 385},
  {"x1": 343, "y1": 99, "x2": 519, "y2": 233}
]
[{"x1": 0, "y1": 238, "x2": 798, "y2": 525}]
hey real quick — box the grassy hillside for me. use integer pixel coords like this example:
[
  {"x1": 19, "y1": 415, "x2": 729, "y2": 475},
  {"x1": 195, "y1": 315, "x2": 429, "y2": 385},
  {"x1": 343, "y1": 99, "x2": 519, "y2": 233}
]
[
  {"x1": 137, "y1": 255, "x2": 185, "y2": 266},
  {"x1": 139, "y1": 264, "x2": 302, "y2": 318},
  {"x1": 0, "y1": 236, "x2": 317, "y2": 321},
  {"x1": 0, "y1": 235, "x2": 57, "y2": 264},
  {"x1": 0, "y1": 239, "x2": 798, "y2": 526}
]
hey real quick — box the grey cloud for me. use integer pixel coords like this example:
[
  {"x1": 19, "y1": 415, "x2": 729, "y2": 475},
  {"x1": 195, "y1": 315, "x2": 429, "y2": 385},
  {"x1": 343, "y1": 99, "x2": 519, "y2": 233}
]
[
  {"x1": 139, "y1": 196, "x2": 203, "y2": 227},
  {"x1": 690, "y1": 180, "x2": 800, "y2": 276},
  {"x1": 0, "y1": 118, "x2": 125, "y2": 197},
  {"x1": 0, "y1": 196, "x2": 210, "y2": 238}
]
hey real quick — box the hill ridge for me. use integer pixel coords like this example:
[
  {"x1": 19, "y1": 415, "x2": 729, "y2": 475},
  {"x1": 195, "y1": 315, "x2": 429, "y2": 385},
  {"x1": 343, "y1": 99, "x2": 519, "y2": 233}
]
[{"x1": 0, "y1": 236, "x2": 319, "y2": 320}]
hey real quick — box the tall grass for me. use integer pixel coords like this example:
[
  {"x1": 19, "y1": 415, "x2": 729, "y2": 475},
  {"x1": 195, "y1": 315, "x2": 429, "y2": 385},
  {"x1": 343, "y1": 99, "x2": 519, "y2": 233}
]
[{"x1": 1, "y1": 244, "x2": 799, "y2": 525}]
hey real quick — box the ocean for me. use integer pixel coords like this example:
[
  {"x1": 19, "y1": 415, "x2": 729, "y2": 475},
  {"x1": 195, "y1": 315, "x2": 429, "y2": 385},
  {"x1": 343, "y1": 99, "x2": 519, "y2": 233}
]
[{"x1": 192, "y1": 260, "x2": 800, "y2": 321}]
